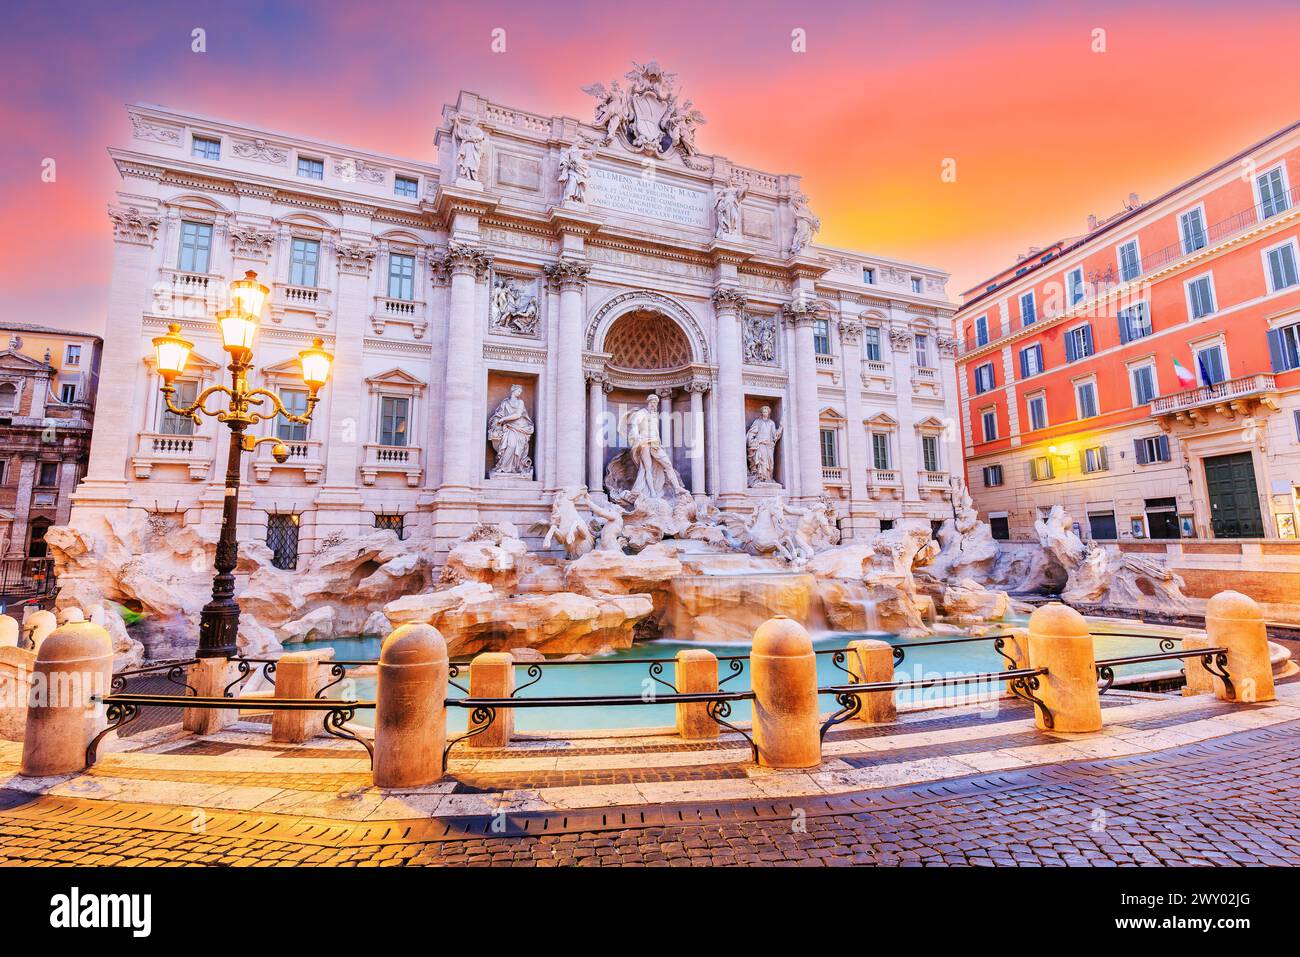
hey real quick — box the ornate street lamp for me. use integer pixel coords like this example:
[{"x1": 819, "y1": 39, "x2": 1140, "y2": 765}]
[{"x1": 152, "y1": 270, "x2": 333, "y2": 658}]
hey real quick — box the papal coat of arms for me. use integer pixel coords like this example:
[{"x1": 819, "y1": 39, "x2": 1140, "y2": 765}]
[{"x1": 583, "y1": 60, "x2": 706, "y2": 159}]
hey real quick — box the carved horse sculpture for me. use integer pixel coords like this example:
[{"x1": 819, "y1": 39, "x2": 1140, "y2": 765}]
[
  {"x1": 742, "y1": 497, "x2": 801, "y2": 563},
  {"x1": 540, "y1": 486, "x2": 596, "y2": 558}
]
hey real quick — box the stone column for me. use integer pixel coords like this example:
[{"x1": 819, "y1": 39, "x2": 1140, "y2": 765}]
[
  {"x1": 1204, "y1": 591, "x2": 1275, "y2": 703},
  {"x1": 546, "y1": 258, "x2": 590, "y2": 489},
  {"x1": 74, "y1": 205, "x2": 164, "y2": 509},
  {"x1": 374, "y1": 624, "x2": 448, "y2": 788},
  {"x1": 1026, "y1": 604, "x2": 1102, "y2": 733},
  {"x1": 5, "y1": 458, "x2": 35, "y2": 559},
  {"x1": 657, "y1": 387, "x2": 675, "y2": 452},
  {"x1": 686, "y1": 382, "x2": 708, "y2": 495},
  {"x1": 21, "y1": 622, "x2": 113, "y2": 776},
  {"x1": 438, "y1": 244, "x2": 491, "y2": 490},
  {"x1": 838, "y1": 319, "x2": 870, "y2": 524},
  {"x1": 784, "y1": 302, "x2": 824, "y2": 501},
  {"x1": 750, "y1": 616, "x2": 821, "y2": 768},
  {"x1": 889, "y1": 322, "x2": 921, "y2": 503},
  {"x1": 586, "y1": 372, "x2": 608, "y2": 493},
  {"x1": 711, "y1": 288, "x2": 748, "y2": 503}
]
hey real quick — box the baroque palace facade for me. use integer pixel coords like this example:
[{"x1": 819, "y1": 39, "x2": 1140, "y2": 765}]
[
  {"x1": 955, "y1": 121, "x2": 1300, "y2": 545},
  {"x1": 73, "y1": 63, "x2": 957, "y2": 559}
]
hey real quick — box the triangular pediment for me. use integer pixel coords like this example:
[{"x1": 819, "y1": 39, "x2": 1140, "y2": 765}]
[
  {"x1": 365, "y1": 367, "x2": 426, "y2": 392},
  {"x1": 864, "y1": 411, "x2": 898, "y2": 427},
  {"x1": 0, "y1": 349, "x2": 53, "y2": 372},
  {"x1": 914, "y1": 415, "x2": 946, "y2": 431}
]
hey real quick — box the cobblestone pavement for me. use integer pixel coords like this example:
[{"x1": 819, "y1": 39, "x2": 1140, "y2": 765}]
[{"x1": 3, "y1": 719, "x2": 1298, "y2": 867}]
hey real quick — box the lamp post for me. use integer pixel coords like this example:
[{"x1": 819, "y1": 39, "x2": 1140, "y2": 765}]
[{"x1": 152, "y1": 270, "x2": 334, "y2": 658}]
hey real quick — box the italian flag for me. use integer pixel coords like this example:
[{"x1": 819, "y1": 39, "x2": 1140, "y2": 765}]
[{"x1": 1173, "y1": 357, "x2": 1196, "y2": 389}]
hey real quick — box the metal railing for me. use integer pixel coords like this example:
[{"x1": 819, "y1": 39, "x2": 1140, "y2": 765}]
[
  {"x1": 1149, "y1": 373, "x2": 1277, "y2": 415},
  {"x1": 0, "y1": 557, "x2": 56, "y2": 608},
  {"x1": 1095, "y1": 647, "x2": 1231, "y2": 696}
]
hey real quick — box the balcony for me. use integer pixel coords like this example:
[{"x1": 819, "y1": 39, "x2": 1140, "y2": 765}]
[
  {"x1": 912, "y1": 365, "x2": 941, "y2": 397},
  {"x1": 156, "y1": 269, "x2": 222, "y2": 319},
  {"x1": 370, "y1": 296, "x2": 428, "y2": 338},
  {"x1": 866, "y1": 468, "x2": 901, "y2": 501},
  {"x1": 252, "y1": 438, "x2": 324, "y2": 484},
  {"x1": 821, "y1": 465, "x2": 846, "y2": 486},
  {"x1": 861, "y1": 360, "x2": 893, "y2": 393},
  {"x1": 131, "y1": 432, "x2": 213, "y2": 481},
  {"x1": 1150, "y1": 373, "x2": 1279, "y2": 428},
  {"x1": 960, "y1": 185, "x2": 1299, "y2": 357},
  {"x1": 271, "y1": 283, "x2": 331, "y2": 327},
  {"x1": 361, "y1": 443, "x2": 423, "y2": 487}
]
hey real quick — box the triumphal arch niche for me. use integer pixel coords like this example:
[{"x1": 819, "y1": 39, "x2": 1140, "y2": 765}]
[{"x1": 588, "y1": 295, "x2": 714, "y2": 498}]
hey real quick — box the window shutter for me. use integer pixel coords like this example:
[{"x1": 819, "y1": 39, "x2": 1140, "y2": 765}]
[
  {"x1": 1019, "y1": 351, "x2": 1028, "y2": 378},
  {"x1": 1083, "y1": 324, "x2": 1094, "y2": 355},
  {"x1": 1268, "y1": 328, "x2": 1288, "y2": 372},
  {"x1": 1118, "y1": 310, "x2": 1130, "y2": 344},
  {"x1": 1100, "y1": 446, "x2": 1109, "y2": 470},
  {"x1": 1065, "y1": 334, "x2": 1076, "y2": 362},
  {"x1": 1157, "y1": 434, "x2": 1170, "y2": 462},
  {"x1": 1134, "y1": 438, "x2": 1148, "y2": 465}
]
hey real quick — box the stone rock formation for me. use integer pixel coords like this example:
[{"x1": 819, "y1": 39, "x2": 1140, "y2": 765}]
[
  {"x1": 1034, "y1": 504, "x2": 1191, "y2": 612},
  {"x1": 439, "y1": 522, "x2": 532, "y2": 591},
  {"x1": 928, "y1": 480, "x2": 1000, "y2": 582},
  {"x1": 665, "y1": 571, "x2": 815, "y2": 644}
]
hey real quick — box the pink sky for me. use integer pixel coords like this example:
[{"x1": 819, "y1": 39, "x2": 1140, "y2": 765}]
[{"x1": 2, "y1": 0, "x2": 1299, "y2": 333}]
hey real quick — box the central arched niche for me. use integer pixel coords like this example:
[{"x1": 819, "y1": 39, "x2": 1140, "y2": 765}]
[{"x1": 603, "y1": 309, "x2": 693, "y2": 371}]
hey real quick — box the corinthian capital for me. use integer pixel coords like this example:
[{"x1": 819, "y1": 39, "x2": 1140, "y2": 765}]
[
  {"x1": 108, "y1": 205, "x2": 162, "y2": 246},
  {"x1": 335, "y1": 241, "x2": 378, "y2": 277},
  {"x1": 711, "y1": 287, "x2": 747, "y2": 313},
  {"x1": 544, "y1": 257, "x2": 591, "y2": 289},
  {"x1": 438, "y1": 241, "x2": 494, "y2": 279},
  {"x1": 781, "y1": 297, "x2": 826, "y2": 327},
  {"x1": 838, "y1": 319, "x2": 864, "y2": 344}
]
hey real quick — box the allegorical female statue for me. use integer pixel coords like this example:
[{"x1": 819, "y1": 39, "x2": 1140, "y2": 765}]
[
  {"x1": 487, "y1": 384, "x2": 534, "y2": 478},
  {"x1": 746, "y1": 405, "x2": 783, "y2": 486}
]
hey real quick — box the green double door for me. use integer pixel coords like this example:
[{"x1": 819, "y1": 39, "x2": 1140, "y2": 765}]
[{"x1": 1203, "y1": 452, "x2": 1264, "y2": 538}]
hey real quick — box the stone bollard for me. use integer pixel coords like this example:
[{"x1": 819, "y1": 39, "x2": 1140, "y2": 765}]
[
  {"x1": 674, "y1": 649, "x2": 719, "y2": 739},
  {"x1": 468, "y1": 653, "x2": 514, "y2": 748},
  {"x1": 24, "y1": 610, "x2": 57, "y2": 652},
  {"x1": 1180, "y1": 632, "x2": 1215, "y2": 697},
  {"x1": 1205, "y1": 591, "x2": 1275, "y2": 703},
  {"x1": 271, "y1": 650, "x2": 333, "y2": 744},
  {"x1": 183, "y1": 658, "x2": 239, "y2": 734},
  {"x1": 750, "y1": 616, "x2": 821, "y2": 768},
  {"x1": 20, "y1": 622, "x2": 114, "y2": 776},
  {"x1": 373, "y1": 624, "x2": 447, "y2": 788},
  {"x1": 845, "y1": 639, "x2": 896, "y2": 724},
  {"x1": 1026, "y1": 604, "x2": 1102, "y2": 733},
  {"x1": 0, "y1": 614, "x2": 19, "y2": 648}
]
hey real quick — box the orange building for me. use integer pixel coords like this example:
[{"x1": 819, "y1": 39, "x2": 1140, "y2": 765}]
[{"x1": 955, "y1": 122, "x2": 1300, "y2": 546}]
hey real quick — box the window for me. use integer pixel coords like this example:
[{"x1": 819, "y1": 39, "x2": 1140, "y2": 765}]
[
  {"x1": 297, "y1": 156, "x2": 324, "y2": 180},
  {"x1": 974, "y1": 362, "x2": 996, "y2": 394},
  {"x1": 1075, "y1": 380, "x2": 1099, "y2": 419},
  {"x1": 1295, "y1": 408, "x2": 1300, "y2": 442},
  {"x1": 1135, "y1": 434, "x2": 1171, "y2": 464},
  {"x1": 1117, "y1": 302, "x2": 1151, "y2": 343},
  {"x1": 379, "y1": 395, "x2": 409, "y2": 446},
  {"x1": 388, "y1": 253, "x2": 416, "y2": 300},
  {"x1": 973, "y1": 315, "x2": 989, "y2": 346},
  {"x1": 982, "y1": 464, "x2": 1004, "y2": 487},
  {"x1": 277, "y1": 389, "x2": 309, "y2": 442},
  {"x1": 819, "y1": 429, "x2": 839, "y2": 468},
  {"x1": 64, "y1": 344, "x2": 81, "y2": 366},
  {"x1": 192, "y1": 135, "x2": 221, "y2": 161},
  {"x1": 864, "y1": 327, "x2": 881, "y2": 362},
  {"x1": 159, "y1": 380, "x2": 197, "y2": 434},
  {"x1": 375, "y1": 513, "x2": 405, "y2": 539},
  {"x1": 879, "y1": 519, "x2": 895, "y2": 532},
  {"x1": 911, "y1": 276, "x2": 923, "y2": 294},
  {"x1": 980, "y1": 409, "x2": 998, "y2": 442},
  {"x1": 1195, "y1": 343, "x2": 1226, "y2": 386},
  {"x1": 1030, "y1": 456, "x2": 1054, "y2": 481},
  {"x1": 1019, "y1": 291, "x2": 1037, "y2": 325},
  {"x1": 1130, "y1": 364, "x2": 1157, "y2": 405},
  {"x1": 1118, "y1": 239, "x2": 1142, "y2": 281},
  {"x1": 1083, "y1": 446, "x2": 1109, "y2": 473},
  {"x1": 1027, "y1": 393, "x2": 1048, "y2": 431},
  {"x1": 1266, "y1": 242, "x2": 1299, "y2": 293},
  {"x1": 921, "y1": 434, "x2": 940, "y2": 472},
  {"x1": 1179, "y1": 207, "x2": 1207, "y2": 253},
  {"x1": 177, "y1": 220, "x2": 213, "y2": 273},
  {"x1": 813, "y1": 319, "x2": 831, "y2": 355},
  {"x1": 1065, "y1": 323, "x2": 1094, "y2": 361},
  {"x1": 1088, "y1": 511, "x2": 1117, "y2": 540},
  {"x1": 266, "y1": 514, "x2": 299, "y2": 570},
  {"x1": 0, "y1": 460, "x2": 5, "y2": 484},
  {"x1": 862, "y1": 267, "x2": 875, "y2": 285},
  {"x1": 1019, "y1": 343, "x2": 1044, "y2": 378},
  {"x1": 1270, "y1": 321, "x2": 1300, "y2": 373},
  {"x1": 289, "y1": 238, "x2": 320, "y2": 287},
  {"x1": 871, "y1": 432, "x2": 891, "y2": 470},
  {"x1": 914, "y1": 333, "x2": 930, "y2": 368},
  {"x1": 37, "y1": 462, "x2": 59, "y2": 487},
  {"x1": 394, "y1": 175, "x2": 419, "y2": 199},
  {"x1": 990, "y1": 515, "x2": 1009, "y2": 540},
  {"x1": 59, "y1": 383, "x2": 76, "y2": 403},
  {"x1": 1186, "y1": 274, "x2": 1216, "y2": 319},
  {"x1": 1063, "y1": 267, "x2": 1084, "y2": 307},
  {"x1": 1257, "y1": 166, "x2": 1290, "y2": 218}
]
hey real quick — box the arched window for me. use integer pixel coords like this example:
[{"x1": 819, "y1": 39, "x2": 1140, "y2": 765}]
[{"x1": 0, "y1": 382, "x2": 17, "y2": 413}]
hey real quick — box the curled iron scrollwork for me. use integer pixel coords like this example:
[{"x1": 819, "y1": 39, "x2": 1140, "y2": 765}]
[
  {"x1": 1096, "y1": 664, "x2": 1116, "y2": 695},
  {"x1": 1199, "y1": 651, "x2": 1234, "y2": 699},
  {"x1": 819, "y1": 691, "x2": 863, "y2": 742},
  {"x1": 718, "y1": 657, "x2": 744, "y2": 688},
  {"x1": 85, "y1": 700, "x2": 142, "y2": 766},
  {"x1": 705, "y1": 698, "x2": 758, "y2": 763},
  {"x1": 648, "y1": 660, "x2": 678, "y2": 695},
  {"x1": 512, "y1": 663, "x2": 543, "y2": 697},
  {"x1": 323, "y1": 706, "x2": 373, "y2": 765},
  {"x1": 1008, "y1": 673, "x2": 1053, "y2": 730},
  {"x1": 442, "y1": 705, "x2": 498, "y2": 772}
]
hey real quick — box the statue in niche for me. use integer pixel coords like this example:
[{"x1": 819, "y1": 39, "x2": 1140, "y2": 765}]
[
  {"x1": 742, "y1": 313, "x2": 777, "y2": 365},
  {"x1": 452, "y1": 115, "x2": 486, "y2": 183},
  {"x1": 487, "y1": 384, "x2": 534, "y2": 478},
  {"x1": 605, "y1": 393, "x2": 688, "y2": 504},
  {"x1": 714, "y1": 184, "x2": 746, "y2": 237},
  {"x1": 558, "y1": 141, "x2": 594, "y2": 203},
  {"x1": 490, "y1": 274, "x2": 539, "y2": 336},
  {"x1": 746, "y1": 405, "x2": 783, "y2": 487},
  {"x1": 790, "y1": 193, "x2": 821, "y2": 255}
]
